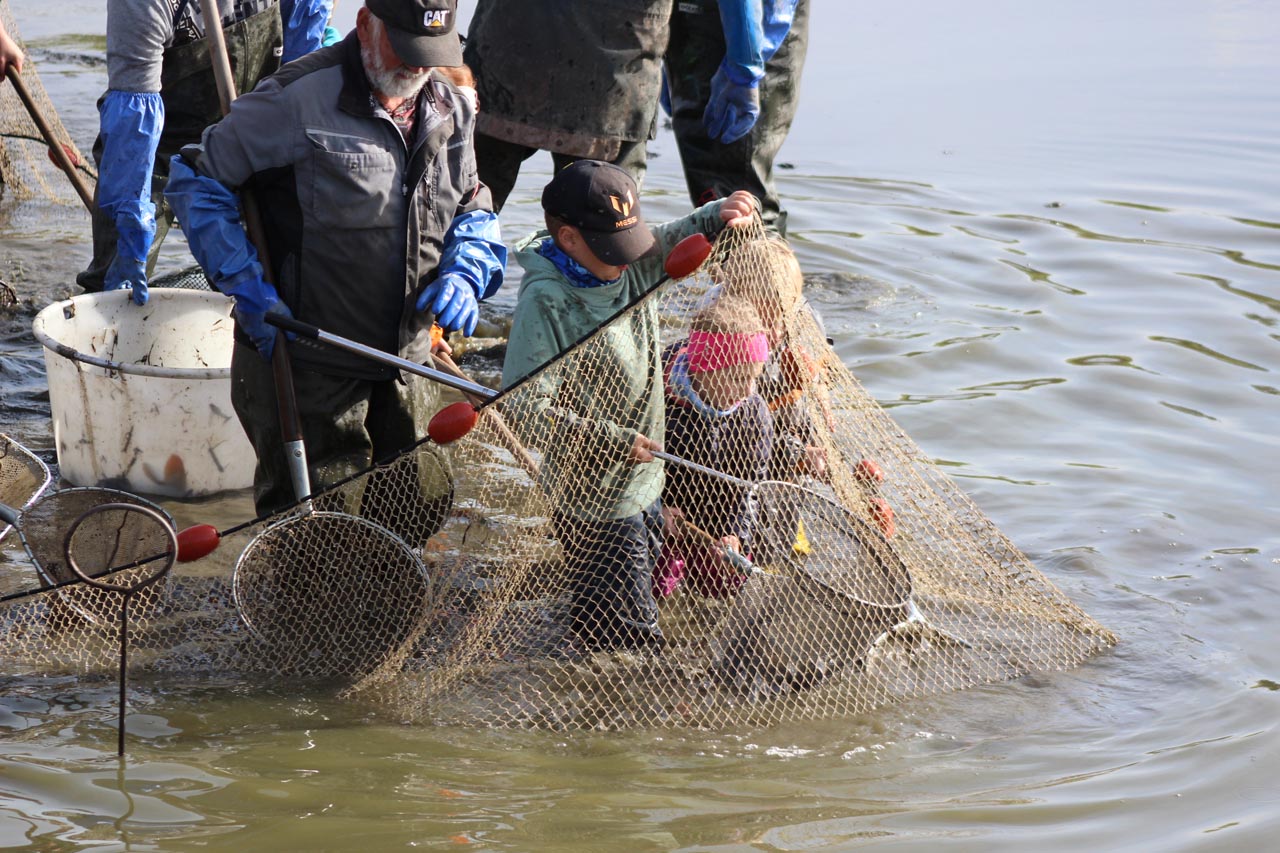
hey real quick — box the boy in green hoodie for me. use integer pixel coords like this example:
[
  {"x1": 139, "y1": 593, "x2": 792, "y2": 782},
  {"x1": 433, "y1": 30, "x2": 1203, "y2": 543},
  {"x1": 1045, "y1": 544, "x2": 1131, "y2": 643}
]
[{"x1": 502, "y1": 160, "x2": 755, "y2": 652}]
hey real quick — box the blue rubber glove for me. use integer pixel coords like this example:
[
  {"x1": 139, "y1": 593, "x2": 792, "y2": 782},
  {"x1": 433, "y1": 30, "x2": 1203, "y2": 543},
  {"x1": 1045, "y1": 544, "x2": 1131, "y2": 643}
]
[
  {"x1": 230, "y1": 278, "x2": 293, "y2": 359},
  {"x1": 659, "y1": 66, "x2": 672, "y2": 117},
  {"x1": 703, "y1": 60, "x2": 761, "y2": 144},
  {"x1": 164, "y1": 153, "x2": 291, "y2": 357},
  {"x1": 417, "y1": 209, "x2": 506, "y2": 337},
  {"x1": 104, "y1": 219, "x2": 152, "y2": 305},
  {"x1": 280, "y1": 0, "x2": 331, "y2": 62},
  {"x1": 416, "y1": 272, "x2": 479, "y2": 337}
]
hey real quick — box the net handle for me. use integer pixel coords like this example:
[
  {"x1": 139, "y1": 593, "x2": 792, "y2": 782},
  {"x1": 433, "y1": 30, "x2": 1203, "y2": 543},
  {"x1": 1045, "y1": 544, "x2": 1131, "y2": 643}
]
[
  {"x1": 650, "y1": 449, "x2": 751, "y2": 489},
  {"x1": 673, "y1": 513, "x2": 759, "y2": 576},
  {"x1": 263, "y1": 315, "x2": 543, "y2": 479},
  {"x1": 651, "y1": 451, "x2": 762, "y2": 575},
  {"x1": 266, "y1": 313, "x2": 497, "y2": 399},
  {"x1": 199, "y1": 3, "x2": 312, "y2": 506},
  {"x1": 2, "y1": 69, "x2": 95, "y2": 211}
]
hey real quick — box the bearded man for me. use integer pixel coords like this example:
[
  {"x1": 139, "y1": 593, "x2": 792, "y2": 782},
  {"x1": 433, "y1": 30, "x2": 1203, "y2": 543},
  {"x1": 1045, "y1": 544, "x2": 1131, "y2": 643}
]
[{"x1": 165, "y1": 0, "x2": 505, "y2": 515}]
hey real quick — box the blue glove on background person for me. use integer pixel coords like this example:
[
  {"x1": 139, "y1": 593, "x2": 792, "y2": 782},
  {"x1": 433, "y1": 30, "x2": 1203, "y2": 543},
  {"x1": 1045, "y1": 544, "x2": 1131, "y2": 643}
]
[
  {"x1": 704, "y1": 60, "x2": 761, "y2": 144},
  {"x1": 418, "y1": 209, "x2": 508, "y2": 337},
  {"x1": 104, "y1": 216, "x2": 153, "y2": 305},
  {"x1": 417, "y1": 272, "x2": 479, "y2": 337},
  {"x1": 280, "y1": 0, "x2": 332, "y2": 63}
]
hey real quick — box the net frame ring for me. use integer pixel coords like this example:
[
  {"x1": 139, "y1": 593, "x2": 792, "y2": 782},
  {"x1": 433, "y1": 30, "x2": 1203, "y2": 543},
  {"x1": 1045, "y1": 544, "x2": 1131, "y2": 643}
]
[
  {"x1": 21, "y1": 488, "x2": 177, "y2": 584},
  {"x1": 230, "y1": 511, "x2": 433, "y2": 680},
  {"x1": 16, "y1": 488, "x2": 179, "y2": 625},
  {"x1": 62, "y1": 502, "x2": 178, "y2": 595},
  {"x1": 761, "y1": 480, "x2": 915, "y2": 614}
]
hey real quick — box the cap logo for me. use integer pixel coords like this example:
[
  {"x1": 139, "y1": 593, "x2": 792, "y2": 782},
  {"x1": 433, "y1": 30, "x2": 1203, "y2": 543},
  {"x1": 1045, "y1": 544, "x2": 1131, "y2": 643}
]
[
  {"x1": 609, "y1": 191, "x2": 634, "y2": 218},
  {"x1": 424, "y1": 9, "x2": 450, "y2": 27}
]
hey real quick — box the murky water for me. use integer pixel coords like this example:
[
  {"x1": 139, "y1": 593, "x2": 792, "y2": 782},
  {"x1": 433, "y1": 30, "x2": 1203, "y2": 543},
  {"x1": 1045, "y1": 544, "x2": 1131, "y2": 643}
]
[{"x1": 2, "y1": 1, "x2": 1279, "y2": 850}]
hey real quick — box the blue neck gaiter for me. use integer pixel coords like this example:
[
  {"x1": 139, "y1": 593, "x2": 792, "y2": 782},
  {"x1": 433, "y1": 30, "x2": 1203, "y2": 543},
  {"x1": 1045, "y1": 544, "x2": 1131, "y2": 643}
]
[{"x1": 537, "y1": 238, "x2": 620, "y2": 289}]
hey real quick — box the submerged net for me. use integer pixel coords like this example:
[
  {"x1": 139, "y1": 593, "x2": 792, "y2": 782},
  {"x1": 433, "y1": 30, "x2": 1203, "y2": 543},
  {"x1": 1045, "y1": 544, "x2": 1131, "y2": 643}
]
[
  {"x1": 0, "y1": 0, "x2": 96, "y2": 209},
  {"x1": 0, "y1": 220, "x2": 1116, "y2": 729}
]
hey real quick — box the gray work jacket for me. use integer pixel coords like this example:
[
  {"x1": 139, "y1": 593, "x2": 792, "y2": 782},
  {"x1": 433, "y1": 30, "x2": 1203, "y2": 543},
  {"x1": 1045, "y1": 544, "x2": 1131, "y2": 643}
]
[
  {"x1": 464, "y1": 0, "x2": 673, "y2": 160},
  {"x1": 186, "y1": 32, "x2": 492, "y2": 378}
]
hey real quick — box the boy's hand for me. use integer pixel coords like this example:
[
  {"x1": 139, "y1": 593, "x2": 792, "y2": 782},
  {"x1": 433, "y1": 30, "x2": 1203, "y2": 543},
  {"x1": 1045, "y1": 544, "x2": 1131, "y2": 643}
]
[
  {"x1": 628, "y1": 433, "x2": 661, "y2": 463},
  {"x1": 719, "y1": 191, "x2": 758, "y2": 228}
]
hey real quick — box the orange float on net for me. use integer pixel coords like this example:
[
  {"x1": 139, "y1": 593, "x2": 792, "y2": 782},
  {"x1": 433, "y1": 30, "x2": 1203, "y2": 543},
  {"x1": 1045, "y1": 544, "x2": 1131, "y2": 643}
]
[
  {"x1": 854, "y1": 458, "x2": 885, "y2": 486},
  {"x1": 869, "y1": 496, "x2": 896, "y2": 538},
  {"x1": 428, "y1": 401, "x2": 480, "y2": 445},
  {"x1": 176, "y1": 524, "x2": 220, "y2": 562},
  {"x1": 664, "y1": 232, "x2": 713, "y2": 279},
  {"x1": 46, "y1": 142, "x2": 80, "y2": 168}
]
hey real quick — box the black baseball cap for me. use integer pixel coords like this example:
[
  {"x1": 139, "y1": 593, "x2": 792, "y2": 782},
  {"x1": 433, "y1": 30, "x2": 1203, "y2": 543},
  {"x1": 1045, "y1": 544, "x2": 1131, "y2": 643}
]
[
  {"x1": 541, "y1": 160, "x2": 657, "y2": 266},
  {"x1": 366, "y1": 0, "x2": 464, "y2": 68}
]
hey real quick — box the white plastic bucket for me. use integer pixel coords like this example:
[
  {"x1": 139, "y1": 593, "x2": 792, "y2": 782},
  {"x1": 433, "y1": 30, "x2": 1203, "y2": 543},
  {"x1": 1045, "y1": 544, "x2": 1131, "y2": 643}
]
[{"x1": 31, "y1": 289, "x2": 255, "y2": 497}]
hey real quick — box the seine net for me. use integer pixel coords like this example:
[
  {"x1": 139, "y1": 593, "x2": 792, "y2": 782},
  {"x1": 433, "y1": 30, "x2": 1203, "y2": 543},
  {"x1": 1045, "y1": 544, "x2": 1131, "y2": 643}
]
[
  {"x1": 0, "y1": 220, "x2": 1115, "y2": 729},
  {"x1": 0, "y1": 0, "x2": 96, "y2": 209}
]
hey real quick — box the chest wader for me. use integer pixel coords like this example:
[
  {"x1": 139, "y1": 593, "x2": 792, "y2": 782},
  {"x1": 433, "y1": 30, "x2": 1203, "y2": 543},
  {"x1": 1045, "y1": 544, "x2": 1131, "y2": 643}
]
[
  {"x1": 78, "y1": 4, "x2": 283, "y2": 292},
  {"x1": 664, "y1": 0, "x2": 810, "y2": 236}
]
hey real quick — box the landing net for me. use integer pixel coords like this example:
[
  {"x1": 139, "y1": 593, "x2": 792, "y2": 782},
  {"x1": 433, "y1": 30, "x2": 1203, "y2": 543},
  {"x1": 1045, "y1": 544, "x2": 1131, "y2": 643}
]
[{"x1": 0, "y1": 220, "x2": 1115, "y2": 729}]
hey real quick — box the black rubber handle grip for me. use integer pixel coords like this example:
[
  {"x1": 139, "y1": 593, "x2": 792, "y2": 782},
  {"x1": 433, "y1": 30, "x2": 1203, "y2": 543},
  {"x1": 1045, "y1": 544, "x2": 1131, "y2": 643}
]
[{"x1": 266, "y1": 312, "x2": 319, "y2": 340}]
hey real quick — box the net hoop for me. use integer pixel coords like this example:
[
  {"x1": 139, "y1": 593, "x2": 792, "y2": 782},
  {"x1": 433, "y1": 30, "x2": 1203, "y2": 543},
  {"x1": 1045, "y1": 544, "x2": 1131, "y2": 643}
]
[
  {"x1": 232, "y1": 511, "x2": 433, "y2": 681},
  {"x1": 1, "y1": 433, "x2": 52, "y2": 543},
  {"x1": 758, "y1": 479, "x2": 916, "y2": 614},
  {"x1": 9, "y1": 487, "x2": 177, "y2": 624}
]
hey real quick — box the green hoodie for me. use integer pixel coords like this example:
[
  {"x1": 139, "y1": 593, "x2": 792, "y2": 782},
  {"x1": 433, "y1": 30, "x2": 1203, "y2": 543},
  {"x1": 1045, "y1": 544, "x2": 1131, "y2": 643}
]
[{"x1": 500, "y1": 200, "x2": 728, "y2": 521}]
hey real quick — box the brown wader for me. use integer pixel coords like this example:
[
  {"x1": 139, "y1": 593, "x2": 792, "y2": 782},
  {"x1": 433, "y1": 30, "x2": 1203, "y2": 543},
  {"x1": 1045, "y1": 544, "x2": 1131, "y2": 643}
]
[
  {"x1": 230, "y1": 341, "x2": 453, "y2": 541},
  {"x1": 462, "y1": 0, "x2": 673, "y2": 211}
]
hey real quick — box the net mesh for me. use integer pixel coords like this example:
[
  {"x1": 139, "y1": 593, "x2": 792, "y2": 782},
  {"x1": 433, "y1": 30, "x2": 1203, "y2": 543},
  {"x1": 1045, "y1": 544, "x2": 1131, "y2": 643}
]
[
  {"x1": 0, "y1": 0, "x2": 96, "y2": 208},
  {"x1": 0, "y1": 221, "x2": 1116, "y2": 729},
  {"x1": 1, "y1": 432, "x2": 51, "y2": 539},
  {"x1": 150, "y1": 264, "x2": 212, "y2": 291}
]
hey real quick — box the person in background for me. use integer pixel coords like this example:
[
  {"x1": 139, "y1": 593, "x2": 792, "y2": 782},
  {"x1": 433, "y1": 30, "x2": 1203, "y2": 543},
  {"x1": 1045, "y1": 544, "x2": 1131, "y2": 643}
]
[
  {"x1": 461, "y1": 0, "x2": 672, "y2": 211},
  {"x1": 715, "y1": 235, "x2": 825, "y2": 481},
  {"x1": 0, "y1": 17, "x2": 24, "y2": 79},
  {"x1": 165, "y1": 0, "x2": 505, "y2": 514},
  {"x1": 77, "y1": 0, "x2": 332, "y2": 305},
  {"x1": 664, "y1": 0, "x2": 809, "y2": 236},
  {"x1": 501, "y1": 159, "x2": 756, "y2": 652},
  {"x1": 656, "y1": 294, "x2": 773, "y2": 601},
  {"x1": 716, "y1": 235, "x2": 898, "y2": 542}
]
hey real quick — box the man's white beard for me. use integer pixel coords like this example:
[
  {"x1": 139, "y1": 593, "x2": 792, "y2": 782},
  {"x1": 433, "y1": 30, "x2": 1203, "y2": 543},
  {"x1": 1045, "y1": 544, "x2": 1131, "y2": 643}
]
[{"x1": 361, "y1": 25, "x2": 431, "y2": 100}]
